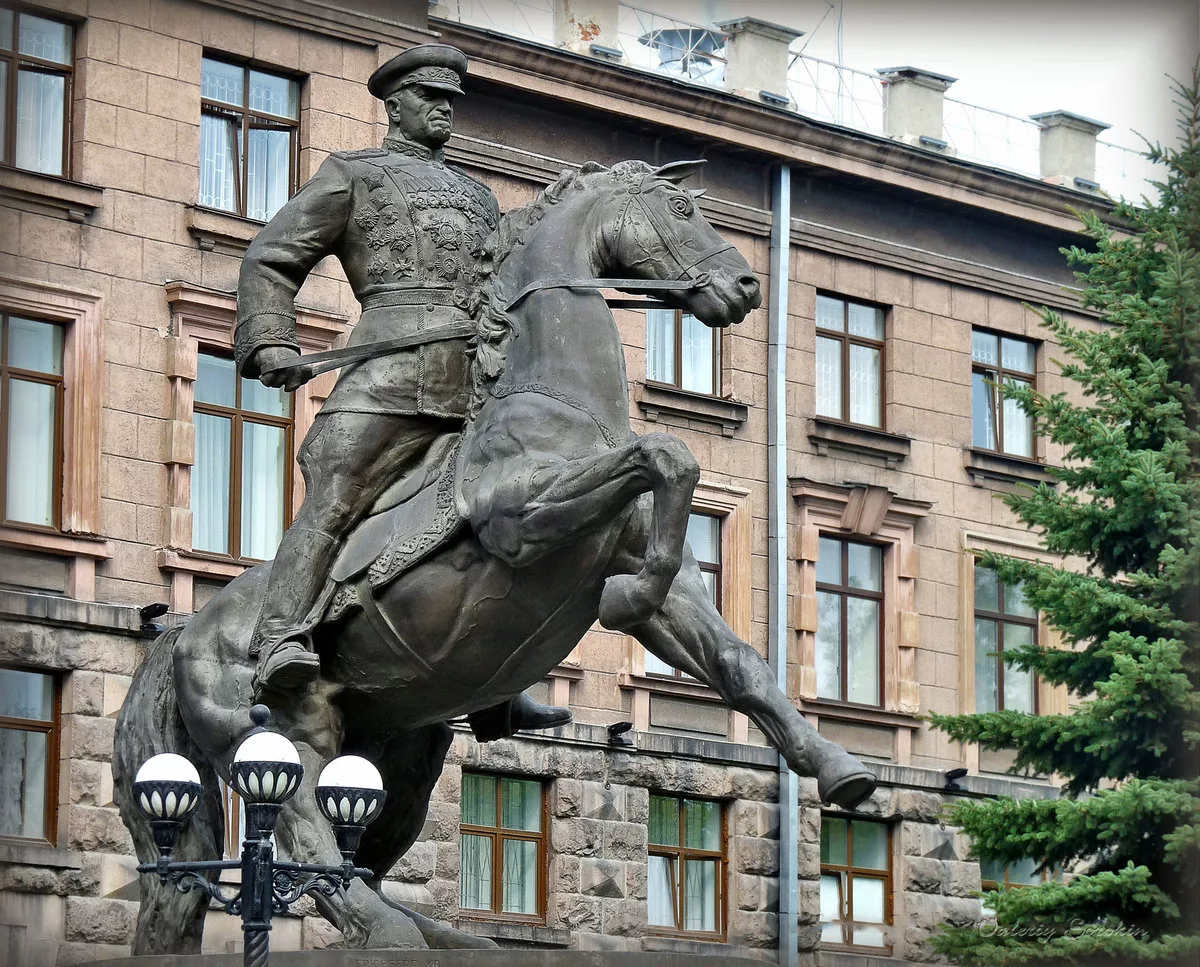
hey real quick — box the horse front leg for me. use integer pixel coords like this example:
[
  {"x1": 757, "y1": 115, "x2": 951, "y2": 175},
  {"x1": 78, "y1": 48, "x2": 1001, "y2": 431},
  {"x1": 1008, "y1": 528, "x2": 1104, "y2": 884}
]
[
  {"x1": 631, "y1": 551, "x2": 878, "y2": 810},
  {"x1": 470, "y1": 432, "x2": 699, "y2": 629}
]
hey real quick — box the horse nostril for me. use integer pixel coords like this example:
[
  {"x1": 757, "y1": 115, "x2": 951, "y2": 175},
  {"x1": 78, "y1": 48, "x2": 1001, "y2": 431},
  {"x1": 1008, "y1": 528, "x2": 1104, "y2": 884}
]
[{"x1": 738, "y1": 275, "x2": 761, "y2": 299}]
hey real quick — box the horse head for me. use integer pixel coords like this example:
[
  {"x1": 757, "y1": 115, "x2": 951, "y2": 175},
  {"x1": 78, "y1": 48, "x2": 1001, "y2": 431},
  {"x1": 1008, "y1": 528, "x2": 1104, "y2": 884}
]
[{"x1": 600, "y1": 159, "x2": 762, "y2": 328}]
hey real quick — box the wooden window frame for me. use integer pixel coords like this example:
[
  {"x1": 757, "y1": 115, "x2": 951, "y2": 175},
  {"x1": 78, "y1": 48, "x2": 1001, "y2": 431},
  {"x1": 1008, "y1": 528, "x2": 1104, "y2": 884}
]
[
  {"x1": 971, "y1": 327, "x2": 1037, "y2": 458},
  {"x1": 647, "y1": 793, "x2": 728, "y2": 941},
  {"x1": 815, "y1": 535, "x2": 885, "y2": 709},
  {"x1": 973, "y1": 564, "x2": 1039, "y2": 714},
  {"x1": 0, "y1": 312, "x2": 63, "y2": 532},
  {"x1": 645, "y1": 307, "x2": 722, "y2": 398},
  {"x1": 0, "y1": 3, "x2": 74, "y2": 179},
  {"x1": 458, "y1": 772, "x2": 548, "y2": 924},
  {"x1": 0, "y1": 662, "x2": 60, "y2": 847},
  {"x1": 815, "y1": 293, "x2": 886, "y2": 430},
  {"x1": 192, "y1": 348, "x2": 294, "y2": 564},
  {"x1": 819, "y1": 815, "x2": 893, "y2": 953},
  {"x1": 199, "y1": 55, "x2": 300, "y2": 222}
]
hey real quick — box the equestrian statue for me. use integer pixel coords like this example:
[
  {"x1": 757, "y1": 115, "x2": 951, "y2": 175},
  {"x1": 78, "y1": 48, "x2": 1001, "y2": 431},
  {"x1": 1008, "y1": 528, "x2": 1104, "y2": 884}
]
[{"x1": 114, "y1": 43, "x2": 877, "y2": 953}]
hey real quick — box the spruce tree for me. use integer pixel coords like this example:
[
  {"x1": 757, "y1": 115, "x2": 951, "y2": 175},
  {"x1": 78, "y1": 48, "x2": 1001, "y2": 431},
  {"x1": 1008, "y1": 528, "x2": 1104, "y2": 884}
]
[{"x1": 929, "y1": 69, "x2": 1200, "y2": 965}]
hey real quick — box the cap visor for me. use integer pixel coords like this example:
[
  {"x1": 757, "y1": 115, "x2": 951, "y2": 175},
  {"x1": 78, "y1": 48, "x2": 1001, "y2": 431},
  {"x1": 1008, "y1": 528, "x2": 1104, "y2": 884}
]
[{"x1": 421, "y1": 80, "x2": 463, "y2": 95}]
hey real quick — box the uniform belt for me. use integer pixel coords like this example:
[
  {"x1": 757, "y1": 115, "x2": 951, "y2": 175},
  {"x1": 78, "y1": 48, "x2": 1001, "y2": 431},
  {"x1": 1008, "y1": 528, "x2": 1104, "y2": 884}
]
[{"x1": 359, "y1": 288, "x2": 462, "y2": 311}]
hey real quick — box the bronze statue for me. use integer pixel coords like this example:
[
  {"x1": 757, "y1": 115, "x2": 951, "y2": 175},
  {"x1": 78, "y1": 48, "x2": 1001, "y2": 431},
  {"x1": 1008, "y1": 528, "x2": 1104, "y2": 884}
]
[{"x1": 114, "y1": 43, "x2": 877, "y2": 954}]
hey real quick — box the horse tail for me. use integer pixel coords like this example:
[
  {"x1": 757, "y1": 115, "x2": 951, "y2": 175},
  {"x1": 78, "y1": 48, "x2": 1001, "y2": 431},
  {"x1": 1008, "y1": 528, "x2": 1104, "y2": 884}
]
[{"x1": 113, "y1": 625, "x2": 225, "y2": 955}]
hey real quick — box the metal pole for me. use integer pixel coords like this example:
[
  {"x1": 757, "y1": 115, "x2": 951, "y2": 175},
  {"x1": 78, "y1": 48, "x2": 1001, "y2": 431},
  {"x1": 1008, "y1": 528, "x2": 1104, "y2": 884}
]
[
  {"x1": 768, "y1": 162, "x2": 799, "y2": 967},
  {"x1": 241, "y1": 804, "x2": 277, "y2": 967}
]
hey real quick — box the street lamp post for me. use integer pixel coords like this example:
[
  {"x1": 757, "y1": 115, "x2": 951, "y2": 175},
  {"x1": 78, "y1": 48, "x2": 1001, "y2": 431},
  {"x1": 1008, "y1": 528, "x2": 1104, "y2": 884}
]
[{"x1": 133, "y1": 705, "x2": 385, "y2": 967}]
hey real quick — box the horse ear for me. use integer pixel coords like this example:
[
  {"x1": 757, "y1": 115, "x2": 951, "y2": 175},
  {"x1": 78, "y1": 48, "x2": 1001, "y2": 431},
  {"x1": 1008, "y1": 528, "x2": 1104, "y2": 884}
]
[
  {"x1": 655, "y1": 159, "x2": 707, "y2": 183},
  {"x1": 580, "y1": 161, "x2": 608, "y2": 175},
  {"x1": 690, "y1": 188, "x2": 708, "y2": 199}
]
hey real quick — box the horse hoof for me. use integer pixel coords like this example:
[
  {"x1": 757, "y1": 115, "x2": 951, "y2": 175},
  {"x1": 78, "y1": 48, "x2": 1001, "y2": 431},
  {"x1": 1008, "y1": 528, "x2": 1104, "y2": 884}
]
[
  {"x1": 818, "y1": 753, "x2": 878, "y2": 809},
  {"x1": 599, "y1": 575, "x2": 657, "y2": 630}
]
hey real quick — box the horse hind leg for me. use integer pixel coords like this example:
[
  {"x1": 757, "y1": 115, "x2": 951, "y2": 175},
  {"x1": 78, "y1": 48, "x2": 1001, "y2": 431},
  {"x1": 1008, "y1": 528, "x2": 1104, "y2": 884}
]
[{"x1": 113, "y1": 629, "x2": 225, "y2": 955}]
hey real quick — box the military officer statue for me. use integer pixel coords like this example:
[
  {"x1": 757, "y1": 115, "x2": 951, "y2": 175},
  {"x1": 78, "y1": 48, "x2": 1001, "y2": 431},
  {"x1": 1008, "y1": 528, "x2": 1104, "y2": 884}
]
[{"x1": 235, "y1": 44, "x2": 566, "y2": 737}]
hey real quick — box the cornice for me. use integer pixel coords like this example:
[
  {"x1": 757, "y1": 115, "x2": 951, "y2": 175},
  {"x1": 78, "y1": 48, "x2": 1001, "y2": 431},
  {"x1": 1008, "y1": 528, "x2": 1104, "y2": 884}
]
[
  {"x1": 196, "y1": 0, "x2": 435, "y2": 47},
  {"x1": 433, "y1": 19, "x2": 1113, "y2": 237}
]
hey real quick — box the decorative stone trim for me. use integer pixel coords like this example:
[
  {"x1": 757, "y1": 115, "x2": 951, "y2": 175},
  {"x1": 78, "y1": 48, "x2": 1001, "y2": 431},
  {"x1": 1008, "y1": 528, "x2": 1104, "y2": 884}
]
[
  {"x1": 160, "y1": 283, "x2": 349, "y2": 613},
  {"x1": 0, "y1": 527, "x2": 112, "y2": 602},
  {"x1": 0, "y1": 840, "x2": 83, "y2": 869},
  {"x1": 962, "y1": 447, "x2": 1058, "y2": 488},
  {"x1": 546, "y1": 663, "x2": 584, "y2": 708},
  {"x1": 0, "y1": 276, "x2": 105, "y2": 594},
  {"x1": 453, "y1": 920, "x2": 572, "y2": 947},
  {"x1": 184, "y1": 206, "x2": 265, "y2": 255},
  {"x1": 635, "y1": 382, "x2": 749, "y2": 436},
  {"x1": 0, "y1": 167, "x2": 103, "y2": 222},
  {"x1": 790, "y1": 479, "x2": 930, "y2": 726},
  {"x1": 0, "y1": 588, "x2": 143, "y2": 636},
  {"x1": 808, "y1": 418, "x2": 911, "y2": 468}
]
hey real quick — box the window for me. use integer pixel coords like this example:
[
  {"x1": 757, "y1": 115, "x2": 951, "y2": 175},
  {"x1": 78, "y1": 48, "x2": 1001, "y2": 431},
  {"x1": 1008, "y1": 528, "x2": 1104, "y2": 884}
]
[
  {"x1": 459, "y1": 773, "x2": 545, "y2": 920},
  {"x1": 192, "y1": 351, "x2": 293, "y2": 561},
  {"x1": 816, "y1": 536, "x2": 883, "y2": 706},
  {"x1": 820, "y1": 816, "x2": 891, "y2": 949},
  {"x1": 648, "y1": 794, "x2": 725, "y2": 937},
  {"x1": 815, "y1": 294, "x2": 885, "y2": 428},
  {"x1": 646, "y1": 308, "x2": 720, "y2": 395},
  {"x1": 645, "y1": 512, "x2": 720, "y2": 678},
  {"x1": 972, "y1": 329, "x2": 1035, "y2": 458},
  {"x1": 974, "y1": 565, "x2": 1037, "y2": 713},
  {"x1": 199, "y1": 57, "x2": 299, "y2": 222},
  {"x1": 1, "y1": 314, "x2": 62, "y2": 529},
  {"x1": 0, "y1": 6, "x2": 73, "y2": 176},
  {"x1": 0, "y1": 665, "x2": 59, "y2": 843}
]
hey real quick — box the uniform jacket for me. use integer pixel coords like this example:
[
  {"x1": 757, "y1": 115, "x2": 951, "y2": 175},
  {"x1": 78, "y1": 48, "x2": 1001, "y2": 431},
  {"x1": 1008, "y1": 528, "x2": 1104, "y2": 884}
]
[{"x1": 235, "y1": 139, "x2": 500, "y2": 419}]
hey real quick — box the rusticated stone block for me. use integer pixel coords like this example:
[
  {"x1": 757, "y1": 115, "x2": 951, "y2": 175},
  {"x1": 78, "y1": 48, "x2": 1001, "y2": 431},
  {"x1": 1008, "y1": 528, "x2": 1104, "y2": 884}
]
[
  {"x1": 69, "y1": 759, "x2": 103, "y2": 806},
  {"x1": 727, "y1": 767, "x2": 775, "y2": 802},
  {"x1": 733, "y1": 835, "x2": 778, "y2": 876},
  {"x1": 554, "y1": 894, "x2": 601, "y2": 932},
  {"x1": 601, "y1": 898, "x2": 644, "y2": 936},
  {"x1": 731, "y1": 800, "x2": 777, "y2": 838},
  {"x1": 552, "y1": 854, "x2": 580, "y2": 895},
  {"x1": 625, "y1": 785, "x2": 649, "y2": 824},
  {"x1": 797, "y1": 920, "x2": 824, "y2": 951},
  {"x1": 68, "y1": 805, "x2": 134, "y2": 854},
  {"x1": 601, "y1": 821, "x2": 647, "y2": 861},
  {"x1": 553, "y1": 777, "x2": 581, "y2": 818},
  {"x1": 581, "y1": 781, "x2": 625, "y2": 821},
  {"x1": 906, "y1": 892, "x2": 980, "y2": 930},
  {"x1": 797, "y1": 877, "x2": 821, "y2": 924},
  {"x1": 65, "y1": 671, "x2": 104, "y2": 715},
  {"x1": 550, "y1": 817, "x2": 604, "y2": 857},
  {"x1": 66, "y1": 714, "x2": 116, "y2": 762},
  {"x1": 945, "y1": 859, "x2": 982, "y2": 897},
  {"x1": 432, "y1": 841, "x2": 459, "y2": 881},
  {"x1": 580, "y1": 857, "x2": 625, "y2": 898},
  {"x1": 905, "y1": 855, "x2": 947, "y2": 894},
  {"x1": 896, "y1": 788, "x2": 945, "y2": 823},
  {"x1": 64, "y1": 896, "x2": 138, "y2": 945},
  {"x1": 729, "y1": 908, "x2": 778, "y2": 947},
  {"x1": 1, "y1": 864, "x2": 59, "y2": 893},
  {"x1": 394, "y1": 841, "x2": 435, "y2": 883},
  {"x1": 625, "y1": 860, "x2": 647, "y2": 901}
]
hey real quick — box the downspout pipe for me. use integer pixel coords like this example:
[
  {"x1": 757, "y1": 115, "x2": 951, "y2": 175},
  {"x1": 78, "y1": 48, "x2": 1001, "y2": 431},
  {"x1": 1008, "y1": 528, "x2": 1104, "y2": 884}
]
[{"x1": 768, "y1": 163, "x2": 798, "y2": 967}]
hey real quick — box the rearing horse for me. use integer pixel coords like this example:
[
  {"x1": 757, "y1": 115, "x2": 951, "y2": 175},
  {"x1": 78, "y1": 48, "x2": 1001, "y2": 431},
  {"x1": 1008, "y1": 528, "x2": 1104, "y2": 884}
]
[{"x1": 114, "y1": 160, "x2": 876, "y2": 954}]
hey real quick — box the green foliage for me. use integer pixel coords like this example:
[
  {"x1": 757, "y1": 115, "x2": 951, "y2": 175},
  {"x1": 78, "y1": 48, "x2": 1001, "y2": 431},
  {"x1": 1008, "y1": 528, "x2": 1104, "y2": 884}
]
[{"x1": 930, "y1": 68, "x2": 1200, "y2": 964}]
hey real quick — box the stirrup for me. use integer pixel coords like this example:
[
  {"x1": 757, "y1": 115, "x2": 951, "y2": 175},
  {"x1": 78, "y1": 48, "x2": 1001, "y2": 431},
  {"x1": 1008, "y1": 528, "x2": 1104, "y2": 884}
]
[{"x1": 253, "y1": 639, "x2": 321, "y2": 698}]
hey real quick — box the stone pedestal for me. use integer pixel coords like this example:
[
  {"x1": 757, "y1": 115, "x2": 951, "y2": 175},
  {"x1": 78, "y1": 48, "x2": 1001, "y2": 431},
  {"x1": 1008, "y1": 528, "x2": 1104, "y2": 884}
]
[{"x1": 84, "y1": 950, "x2": 773, "y2": 967}]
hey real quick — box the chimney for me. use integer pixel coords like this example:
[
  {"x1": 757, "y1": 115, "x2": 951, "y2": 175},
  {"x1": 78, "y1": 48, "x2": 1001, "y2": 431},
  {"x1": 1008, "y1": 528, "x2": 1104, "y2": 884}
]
[
  {"x1": 1030, "y1": 110, "x2": 1110, "y2": 191},
  {"x1": 553, "y1": 0, "x2": 622, "y2": 58},
  {"x1": 877, "y1": 66, "x2": 957, "y2": 153},
  {"x1": 714, "y1": 17, "x2": 803, "y2": 107}
]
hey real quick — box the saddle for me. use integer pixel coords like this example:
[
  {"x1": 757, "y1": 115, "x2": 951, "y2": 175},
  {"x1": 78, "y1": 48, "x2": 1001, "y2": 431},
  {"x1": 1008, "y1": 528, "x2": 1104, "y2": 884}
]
[{"x1": 323, "y1": 432, "x2": 465, "y2": 623}]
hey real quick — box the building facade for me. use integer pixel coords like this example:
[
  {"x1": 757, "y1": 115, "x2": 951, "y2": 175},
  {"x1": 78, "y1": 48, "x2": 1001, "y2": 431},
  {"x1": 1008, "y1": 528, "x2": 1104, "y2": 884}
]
[{"x1": 0, "y1": 1, "x2": 1113, "y2": 964}]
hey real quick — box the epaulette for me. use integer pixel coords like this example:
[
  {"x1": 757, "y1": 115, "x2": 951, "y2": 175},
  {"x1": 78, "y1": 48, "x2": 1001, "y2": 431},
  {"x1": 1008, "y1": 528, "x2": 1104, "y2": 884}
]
[{"x1": 334, "y1": 148, "x2": 390, "y2": 161}]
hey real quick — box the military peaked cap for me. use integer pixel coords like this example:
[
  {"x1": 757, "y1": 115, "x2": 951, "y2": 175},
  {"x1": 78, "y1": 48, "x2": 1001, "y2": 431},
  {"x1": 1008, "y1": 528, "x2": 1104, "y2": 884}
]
[{"x1": 368, "y1": 44, "x2": 468, "y2": 100}]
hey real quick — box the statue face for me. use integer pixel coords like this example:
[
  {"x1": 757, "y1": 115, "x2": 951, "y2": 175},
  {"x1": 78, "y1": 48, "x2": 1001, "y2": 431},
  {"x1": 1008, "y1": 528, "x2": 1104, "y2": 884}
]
[{"x1": 388, "y1": 84, "x2": 455, "y2": 147}]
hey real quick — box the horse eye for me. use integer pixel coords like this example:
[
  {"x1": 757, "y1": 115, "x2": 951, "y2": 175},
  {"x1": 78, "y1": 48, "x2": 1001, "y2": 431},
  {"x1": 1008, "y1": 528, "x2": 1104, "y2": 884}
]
[{"x1": 670, "y1": 196, "x2": 692, "y2": 217}]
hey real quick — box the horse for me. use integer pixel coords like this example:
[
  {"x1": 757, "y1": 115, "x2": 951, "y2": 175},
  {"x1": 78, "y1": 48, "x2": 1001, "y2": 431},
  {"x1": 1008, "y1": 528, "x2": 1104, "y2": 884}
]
[{"x1": 113, "y1": 159, "x2": 877, "y2": 954}]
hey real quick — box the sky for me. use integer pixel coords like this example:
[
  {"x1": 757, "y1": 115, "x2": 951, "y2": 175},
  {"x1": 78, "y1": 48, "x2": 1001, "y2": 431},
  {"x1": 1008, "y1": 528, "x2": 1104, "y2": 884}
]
[{"x1": 647, "y1": 0, "x2": 1199, "y2": 152}]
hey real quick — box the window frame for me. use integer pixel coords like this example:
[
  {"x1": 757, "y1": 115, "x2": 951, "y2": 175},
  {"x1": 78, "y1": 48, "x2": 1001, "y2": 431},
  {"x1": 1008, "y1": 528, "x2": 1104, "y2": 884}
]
[
  {"x1": 814, "y1": 292, "x2": 886, "y2": 430},
  {"x1": 973, "y1": 564, "x2": 1039, "y2": 715},
  {"x1": 0, "y1": 312, "x2": 64, "y2": 532},
  {"x1": 815, "y1": 534, "x2": 885, "y2": 709},
  {"x1": 0, "y1": 663, "x2": 61, "y2": 847},
  {"x1": 646, "y1": 793, "x2": 728, "y2": 941},
  {"x1": 199, "y1": 54, "x2": 300, "y2": 222},
  {"x1": 819, "y1": 815, "x2": 893, "y2": 953},
  {"x1": 457, "y1": 772, "x2": 548, "y2": 924},
  {"x1": 191, "y1": 348, "x2": 294, "y2": 564},
  {"x1": 971, "y1": 327, "x2": 1037, "y2": 458},
  {"x1": 0, "y1": 3, "x2": 75, "y2": 179},
  {"x1": 645, "y1": 307, "x2": 722, "y2": 398}
]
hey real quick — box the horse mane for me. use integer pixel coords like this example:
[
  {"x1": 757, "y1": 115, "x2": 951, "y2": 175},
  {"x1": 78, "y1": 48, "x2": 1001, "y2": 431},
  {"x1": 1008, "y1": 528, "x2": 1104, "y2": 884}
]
[{"x1": 466, "y1": 160, "x2": 655, "y2": 415}]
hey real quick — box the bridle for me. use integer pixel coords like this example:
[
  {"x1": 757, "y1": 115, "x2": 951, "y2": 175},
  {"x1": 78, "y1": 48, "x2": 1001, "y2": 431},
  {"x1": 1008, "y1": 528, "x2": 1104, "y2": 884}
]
[{"x1": 501, "y1": 173, "x2": 736, "y2": 312}]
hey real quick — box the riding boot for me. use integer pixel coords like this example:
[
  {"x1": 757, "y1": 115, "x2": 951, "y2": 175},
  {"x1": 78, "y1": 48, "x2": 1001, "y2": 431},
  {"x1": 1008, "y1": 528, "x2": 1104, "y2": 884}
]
[
  {"x1": 468, "y1": 691, "x2": 572, "y2": 742},
  {"x1": 251, "y1": 528, "x2": 340, "y2": 698}
]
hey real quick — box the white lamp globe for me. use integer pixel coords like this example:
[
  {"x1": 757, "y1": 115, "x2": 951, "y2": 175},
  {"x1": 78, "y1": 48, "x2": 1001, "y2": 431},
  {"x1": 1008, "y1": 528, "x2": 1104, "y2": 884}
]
[
  {"x1": 135, "y1": 753, "x2": 202, "y2": 785},
  {"x1": 317, "y1": 755, "x2": 383, "y2": 791},
  {"x1": 234, "y1": 730, "x2": 301, "y2": 765}
]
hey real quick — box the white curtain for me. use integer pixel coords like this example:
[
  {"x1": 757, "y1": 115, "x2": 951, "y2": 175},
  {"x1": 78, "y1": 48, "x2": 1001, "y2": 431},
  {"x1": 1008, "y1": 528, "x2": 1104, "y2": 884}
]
[
  {"x1": 647, "y1": 854, "x2": 676, "y2": 926},
  {"x1": 501, "y1": 839, "x2": 537, "y2": 914},
  {"x1": 240, "y1": 421, "x2": 286, "y2": 560},
  {"x1": 848, "y1": 343, "x2": 881, "y2": 427},
  {"x1": 816, "y1": 590, "x2": 841, "y2": 700},
  {"x1": 683, "y1": 859, "x2": 717, "y2": 931},
  {"x1": 193, "y1": 413, "x2": 231, "y2": 554},
  {"x1": 0, "y1": 729, "x2": 46, "y2": 839},
  {"x1": 820, "y1": 872, "x2": 844, "y2": 943},
  {"x1": 975, "y1": 617, "x2": 999, "y2": 712},
  {"x1": 15, "y1": 70, "x2": 64, "y2": 175},
  {"x1": 246, "y1": 125, "x2": 291, "y2": 222},
  {"x1": 460, "y1": 834, "x2": 492, "y2": 910},
  {"x1": 1002, "y1": 378, "x2": 1033, "y2": 456},
  {"x1": 199, "y1": 110, "x2": 239, "y2": 213},
  {"x1": 645, "y1": 309, "x2": 675, "y2": 384},
  {"x1": 846, "y1": 596, "x2": 880, "y2": 705},
  {"x1": 680, "y1": 313, "x2": 715, "y2": 394},
  {"x1": 816, "y1": 336, "x2": 842, "y2": 418},
  {"x1": 6, "y1": 379, "x2": 55, "y2": 526}
]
